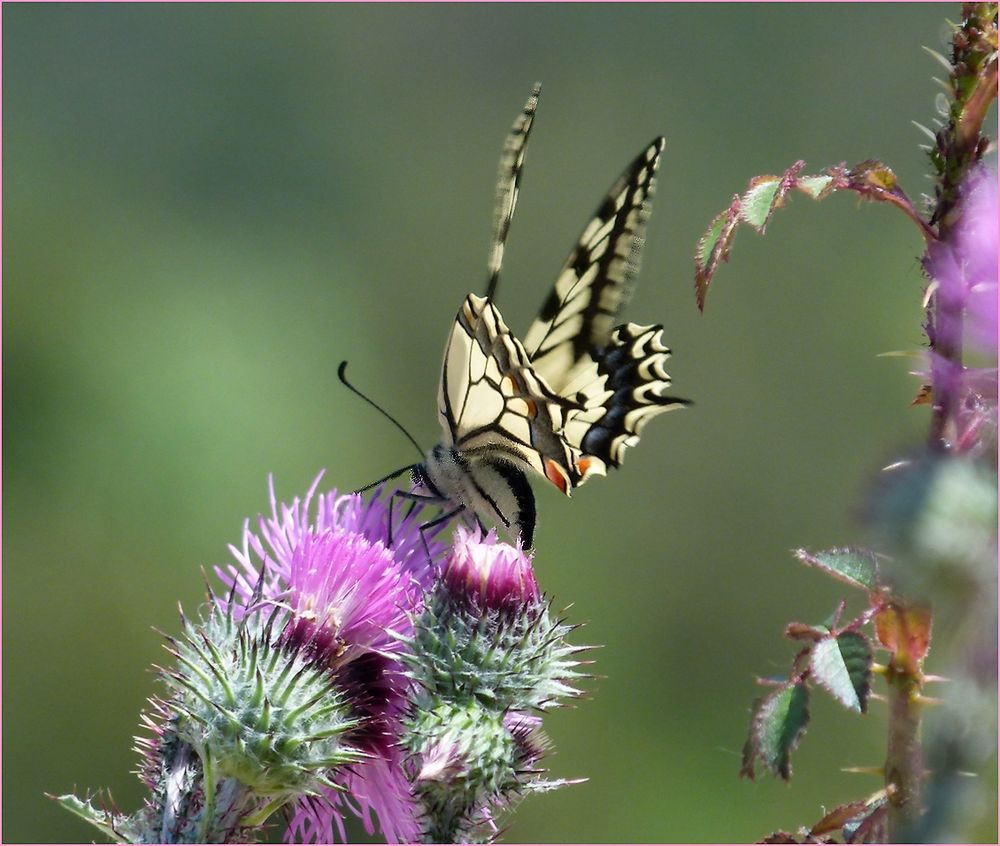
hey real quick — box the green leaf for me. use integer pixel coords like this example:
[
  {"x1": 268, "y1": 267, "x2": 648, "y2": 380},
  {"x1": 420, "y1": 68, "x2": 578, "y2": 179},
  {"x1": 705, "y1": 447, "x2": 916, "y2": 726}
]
[
  {"x1": 796, "y1": 174, "x2": 835, "y2": 199},
  {"x1": 746, "y1": 682, "x2": 810, "y2": 780},
  {"x1": 837, "y1": 632, "x2": 874, "y2": 711},
  {"x1": 696, "y1": 209, "x2": 728, "y2": 268},
  {"x1": 809, "y1": 632, "x2": 873, "y2": 713},
  {"x1": 740, "y1": 176, "x2": 783, "y2": 228},
  {"x1": 52, "y1": 794, "x2": 121, "y2": 842},
  {"x1": 694, "y1": 202, "x2": 740, "y2": 311},
  {"x1": 794, "y1": 547, "x2": 879, "y2": 591}
]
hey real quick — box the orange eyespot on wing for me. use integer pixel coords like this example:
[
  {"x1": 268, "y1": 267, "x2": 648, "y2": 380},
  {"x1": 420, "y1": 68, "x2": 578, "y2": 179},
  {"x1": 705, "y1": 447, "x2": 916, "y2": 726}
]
[{"x1": 545, "y1": 459, "x2": 570, "y2": 495}]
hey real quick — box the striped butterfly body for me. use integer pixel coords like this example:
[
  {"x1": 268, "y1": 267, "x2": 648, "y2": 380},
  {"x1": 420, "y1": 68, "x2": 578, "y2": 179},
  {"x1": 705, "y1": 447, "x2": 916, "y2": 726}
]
[{"x1": 408, "y1": 85, "x2": 688, "y2": 548}]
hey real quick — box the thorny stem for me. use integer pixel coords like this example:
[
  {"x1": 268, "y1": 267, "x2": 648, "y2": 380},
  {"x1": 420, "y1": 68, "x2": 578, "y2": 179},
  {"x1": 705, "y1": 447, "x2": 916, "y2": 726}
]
[
  {"x1": 926, "y1": 2, "x2": 998, "y2": 450},
  {"x1": 884, "y1": 659, "x2": 925, "y2": 841}
]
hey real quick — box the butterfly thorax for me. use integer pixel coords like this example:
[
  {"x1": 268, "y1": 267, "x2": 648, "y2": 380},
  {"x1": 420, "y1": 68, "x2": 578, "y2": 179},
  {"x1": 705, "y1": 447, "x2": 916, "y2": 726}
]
[{"x1": 414, "y1": 443, "x2": 537, "y2": 548}]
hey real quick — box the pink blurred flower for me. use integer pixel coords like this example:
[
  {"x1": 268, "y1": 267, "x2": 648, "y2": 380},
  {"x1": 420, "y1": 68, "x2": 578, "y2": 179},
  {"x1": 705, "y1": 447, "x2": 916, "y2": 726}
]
[{"x1": 924, "y1": 166, "x2": 998, "y2": 358}]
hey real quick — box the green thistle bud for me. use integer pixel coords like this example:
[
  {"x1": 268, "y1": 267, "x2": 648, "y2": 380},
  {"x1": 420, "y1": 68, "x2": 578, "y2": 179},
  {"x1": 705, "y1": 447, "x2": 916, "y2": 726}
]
[
  {"x1": 399, "y1": 528, "x2": 591, "y2": 841},
  {"x1": 58, "y1": 599, "x2": 367, "y2": 844},
  {"x1": 163, "y1": 601, "x2": 365, "y2": 802},
  {"x1": 411, "y1": 701, "x2": 517, "y2": 843}
]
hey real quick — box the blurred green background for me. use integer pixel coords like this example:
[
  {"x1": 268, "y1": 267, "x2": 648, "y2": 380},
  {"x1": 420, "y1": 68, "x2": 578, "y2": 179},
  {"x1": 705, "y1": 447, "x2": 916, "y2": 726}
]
[{"x1": 4, "y1": 3, "x2": 995, "y2": 843}]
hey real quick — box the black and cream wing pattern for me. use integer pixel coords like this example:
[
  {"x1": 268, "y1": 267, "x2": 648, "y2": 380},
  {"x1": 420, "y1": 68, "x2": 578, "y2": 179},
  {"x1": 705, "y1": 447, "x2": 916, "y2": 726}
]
[
  {"x1": 418, "y1": 85, "x2": 687, "y2": 547},
  {"x1": 521, "y1": 136, "x2": 689, "y2": 485}
]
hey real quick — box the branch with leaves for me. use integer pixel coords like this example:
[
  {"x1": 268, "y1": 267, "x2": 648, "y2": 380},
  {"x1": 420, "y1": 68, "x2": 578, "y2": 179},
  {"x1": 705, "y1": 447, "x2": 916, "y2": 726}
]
[{"x1": 698, "y1": 3, "x2": 997, "y2": 842}]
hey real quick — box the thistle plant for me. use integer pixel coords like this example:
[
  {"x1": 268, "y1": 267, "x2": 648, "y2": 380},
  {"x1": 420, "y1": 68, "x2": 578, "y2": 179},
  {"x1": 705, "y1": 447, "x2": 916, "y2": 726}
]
[
  {"x1": 694, "y1": 3, "x2": 996, "y2": 841},
  {"x1": 56, "y1": 477, "x2": 587, "y2": 843},
  {"x1": 400, "y1": 527, "x2": 587, "y2": 842}
]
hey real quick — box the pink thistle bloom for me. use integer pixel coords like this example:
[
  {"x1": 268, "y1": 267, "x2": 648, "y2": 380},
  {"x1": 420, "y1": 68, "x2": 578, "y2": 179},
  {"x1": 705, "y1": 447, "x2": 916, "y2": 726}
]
[
  {"x1": 218, "y1": 472, "x2": 439, "y2": 612},
  {"x1": 215, "y1": 472, "x2": 446, "y2": 844},
  {"x1": 287, "y1": 755, "x2": 421, "y2": 845},
  {"x1": 443, "y1": 526, "x2": 540, "y2": 611}
]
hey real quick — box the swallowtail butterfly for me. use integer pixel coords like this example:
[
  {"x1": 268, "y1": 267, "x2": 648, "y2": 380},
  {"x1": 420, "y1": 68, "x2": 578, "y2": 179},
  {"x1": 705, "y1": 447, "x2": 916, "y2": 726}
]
[{"x1": 391, "y1": 85, "x2": 688, "y2": 548}]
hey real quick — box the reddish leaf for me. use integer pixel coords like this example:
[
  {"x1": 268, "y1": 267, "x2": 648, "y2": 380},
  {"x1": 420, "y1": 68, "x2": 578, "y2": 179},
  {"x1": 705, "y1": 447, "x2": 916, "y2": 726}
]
[
  {"x1": 759, "y1": 832, "x2": 833, "y2": 844},
  {"x1": 875, "y1": 601, "x2": 932, "y2": 671},
  {"x1": 740, "y1": 696, "x2": 764, "y2": 779},
  {"x1": 910, "y1": 383, "x2": 933, "y2": 405},
  {"x1": 760, "y1": 833, "x2": 801, "y2": 844},
  {"x1": 810, "y1": 800, "x2": 869, "y2": 836},
  {"x1": 848, "y1": 803, "x2": 888, "y2": 843},
  {"x1": 843, "y1": 160, "x2": 935, "y2": 240},
  {"x1": 785, "y1": 621, "x2": 826, "y2": 642}
]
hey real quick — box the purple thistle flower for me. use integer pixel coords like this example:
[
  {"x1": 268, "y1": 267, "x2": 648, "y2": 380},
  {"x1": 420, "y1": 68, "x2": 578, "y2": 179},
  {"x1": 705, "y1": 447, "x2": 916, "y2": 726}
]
[
  {"x1": 287, "y1": 756, "x2": 420, "y2": 845},
  {"x1": 442, "y1": 526, "x2": 540, "y2": 612},
  {"x1": 504, "y1": 711, "x2": 550, "y2": 774},
  {"x1": 218, "y1": 473, "x2": 440, "y2": 611},
  {"x1": 278, "y1": 529, "x2": 412, "y2": 667},
  {"x1": 215, "y1": 473, "x2": 447, "y2": 844}
]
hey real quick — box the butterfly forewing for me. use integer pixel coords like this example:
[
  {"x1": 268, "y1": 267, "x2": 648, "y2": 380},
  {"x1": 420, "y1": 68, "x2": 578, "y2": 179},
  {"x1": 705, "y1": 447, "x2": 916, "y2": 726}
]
[
  {"x1": 522, "y1": 138, "x2": 666, "y2": 390},
  {"x1": 438, "y1": 293, "x2": 579, "y2": 487},
  {"x1": 485, "y1": 84, "x2": 541, "y2": 302}
]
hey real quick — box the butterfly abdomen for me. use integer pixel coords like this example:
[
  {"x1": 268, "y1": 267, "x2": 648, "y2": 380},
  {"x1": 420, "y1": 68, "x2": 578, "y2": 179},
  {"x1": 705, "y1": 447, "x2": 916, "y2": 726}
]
[{"x1": 419, "y1": 444, "x2": 538, "y2": 548}]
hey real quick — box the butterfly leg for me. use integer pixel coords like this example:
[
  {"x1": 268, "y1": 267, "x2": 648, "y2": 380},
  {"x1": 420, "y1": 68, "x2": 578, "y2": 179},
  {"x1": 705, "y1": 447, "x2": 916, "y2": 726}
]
[
  {"x1": 417, "y1": 504, "x2": 465, "y2": 570},
  {"x1": 387, "y1": 488, "x2": 445, "y2": 549}
]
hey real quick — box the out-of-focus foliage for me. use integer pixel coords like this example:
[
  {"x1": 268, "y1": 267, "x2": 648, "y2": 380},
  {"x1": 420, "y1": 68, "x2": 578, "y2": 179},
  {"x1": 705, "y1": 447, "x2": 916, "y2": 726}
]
[{"x1": 4, "y1": 3, "x2": 995, "y2": 843}]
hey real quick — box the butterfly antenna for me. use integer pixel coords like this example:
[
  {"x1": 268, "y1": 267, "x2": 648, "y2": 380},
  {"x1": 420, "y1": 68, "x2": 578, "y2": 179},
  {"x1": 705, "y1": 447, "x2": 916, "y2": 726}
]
[
  {"x1": 355, "y1": 464, "x2": 416, "y2": 494},
  {"x1": 338, "y1": 361, "x2": 425, "y2": 460}
]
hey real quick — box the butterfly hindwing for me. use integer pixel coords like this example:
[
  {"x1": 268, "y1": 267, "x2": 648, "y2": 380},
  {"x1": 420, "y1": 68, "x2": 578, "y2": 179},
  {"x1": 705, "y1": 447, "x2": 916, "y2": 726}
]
[
  {"x1": 558, "y1": 322, "x2": 689, "y2": 482},
  {"x1": 522, "y1": 138, "x2": 666, "y2": 389}
]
